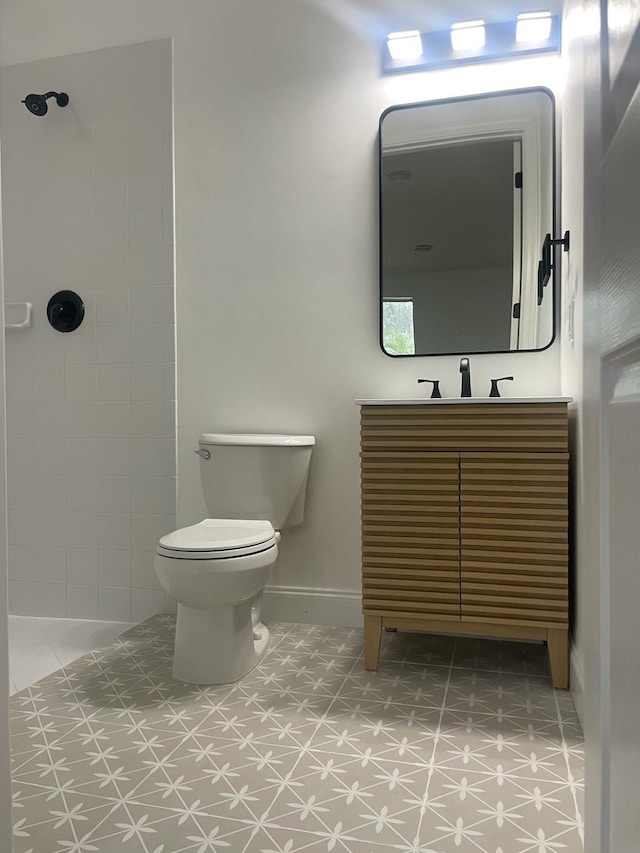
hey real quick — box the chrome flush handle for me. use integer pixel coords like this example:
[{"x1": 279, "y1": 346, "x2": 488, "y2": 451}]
[{"x1": 194, "y1": 449, "x2": 211, "y2": 460}]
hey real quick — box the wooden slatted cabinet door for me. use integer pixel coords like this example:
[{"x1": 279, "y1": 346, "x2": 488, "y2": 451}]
[
  {"x1": 361, "y1": 450, "x2": 460, "y2": 621},
  {"x1": 460, "y1": 451, "x2": 569, "y2": 628}
]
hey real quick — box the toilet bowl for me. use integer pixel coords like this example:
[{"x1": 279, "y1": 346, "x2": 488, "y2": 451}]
[
  {"x1": 155, "y1": 519, "x2": 280, "y2": 684},
  {"x1": 155, "y1": 433, "x2": 314, "y2": 685}
]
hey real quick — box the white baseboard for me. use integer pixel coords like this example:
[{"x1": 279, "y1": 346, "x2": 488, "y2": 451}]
[
  {"x1": 262, "y1": 584, "x2": 363, "y2": 627},
  {"x1": 570, "y1": 641, "x2": 585, "y2": 731}
]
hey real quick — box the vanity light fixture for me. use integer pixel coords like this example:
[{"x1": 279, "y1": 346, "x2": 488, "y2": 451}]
[
  {"x1": 516, "y1": 10, "x2": 553, "y2": 42},
  {"x1": 382, "y1": 11, "x2": 560, "y2": 74},
  {"x1": 450, "y1": 19, "x2": 486, "y2": 52},
  {"x1": 386, "y1": 30, "x2": 423, "y2": 61}
]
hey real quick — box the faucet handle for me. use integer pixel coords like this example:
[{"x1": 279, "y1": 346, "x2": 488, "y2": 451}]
[
  {"x1": 417, "y1": 379, "x2": 442, "y2": 399},
  {"x1": 489, "y1": 376, "x2": 514, "y2": 398}
]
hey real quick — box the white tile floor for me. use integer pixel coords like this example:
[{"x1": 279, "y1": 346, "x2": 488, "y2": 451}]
[{"x1": 8, "y1": 616, "x2": 134, "y2": 694}]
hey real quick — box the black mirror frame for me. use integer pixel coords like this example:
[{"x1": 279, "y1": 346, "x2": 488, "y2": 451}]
[{"x1": 378, "y1": 86, "x2": 557, "y2": 359}]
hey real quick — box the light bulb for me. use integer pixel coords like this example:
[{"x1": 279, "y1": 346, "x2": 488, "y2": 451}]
[
  {"x1": 387, "y1": 30, "x2": 423, "y2": 61},
  {"x1": 516, "y1": 11, "x2": 552, "y2": 43},
  {"x1": 450, "y1": 20, "x2": 486, "y2": 51}
]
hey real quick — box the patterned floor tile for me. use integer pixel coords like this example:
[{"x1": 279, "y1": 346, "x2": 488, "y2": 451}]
[
  {"x1": 10, "y1": 615, "x2": 583, "y2": 853},
  {"x1": 417, "y1": 797, "x2": 582, "y2": 853},
  {"x1": 315, "y1": 695, "x2": 444, "y2": 737},
  {"x1": 338, "y1": 664, "x2": 450, "y2": 708},
  {"x1": 452, "y1": 637, "x2": 551, "y2": 678},
  {"x1": 264, "y1": 748, "x2": 424, "y2": 848},
  {"x1": 380, "y1": 630, "x2": 457, "y2": 668},
  {"x1": 242, "y1": 825, "x2": 395, "y2": 853},
  {"x1": 274, "y1": 626, "x2": 364, "y2": 659},
  {"x1": 446, "y1": 669, "x2": 562, "y2": 720}
]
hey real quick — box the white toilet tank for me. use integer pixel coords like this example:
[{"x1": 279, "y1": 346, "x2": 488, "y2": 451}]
[{"x1": 198, "y1": 433, "x2": 315, "y2": 529}]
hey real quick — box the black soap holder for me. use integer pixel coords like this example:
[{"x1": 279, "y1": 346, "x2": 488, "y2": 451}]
[{"x1": 47, "y1": 290, "x2": 85, "y2": 333}]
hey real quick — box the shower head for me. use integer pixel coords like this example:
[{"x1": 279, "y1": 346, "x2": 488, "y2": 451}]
[{"x1": 22, "y1": 91, "x2": 69, "y2": 116}]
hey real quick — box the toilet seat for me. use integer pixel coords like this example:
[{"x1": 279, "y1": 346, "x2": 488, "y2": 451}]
[{"x1": 157, "y1": 518, "x2": 278, "y2": 561}]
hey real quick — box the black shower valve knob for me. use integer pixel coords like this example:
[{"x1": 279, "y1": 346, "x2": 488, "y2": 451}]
[{"x1": 47, "y1": 290, "x2": 84, "y2": 333}]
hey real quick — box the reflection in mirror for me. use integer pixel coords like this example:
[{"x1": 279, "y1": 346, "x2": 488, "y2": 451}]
[{"x1": 380, "y1": 89, "x2": 555, "y2": 357}]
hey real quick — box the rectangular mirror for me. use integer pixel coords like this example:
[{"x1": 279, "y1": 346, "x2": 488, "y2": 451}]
[{"x1": 379, "y1": 88, "x2": 556, "y2": 357}]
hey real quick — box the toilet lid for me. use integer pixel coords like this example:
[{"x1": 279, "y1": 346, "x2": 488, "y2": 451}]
[{"x1": 158, "y1": 518, "x2": 277, "y2": 557}]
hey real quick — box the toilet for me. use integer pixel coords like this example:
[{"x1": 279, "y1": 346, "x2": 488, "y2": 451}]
[{"x1": 154, "y1": 433, "x2": 315, "y2": 684}]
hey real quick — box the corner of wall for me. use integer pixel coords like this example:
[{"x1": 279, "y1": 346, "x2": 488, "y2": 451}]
[{"x1": 570, "y1": 637, "x2": 586, "y2": 731}]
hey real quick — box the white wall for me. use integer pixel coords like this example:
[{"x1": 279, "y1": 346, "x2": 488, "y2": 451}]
[
  {"x1": 0, "y1": 137, "x2": 15, "y2": 852},
  {"x1": 559, "y1": 1, "x2": 605, "y2": 847},
  {"x1": 0, "y1": 40, "x2": 176, "y2": 622},
  {"x1": 560, "y1": 0, "x2": 588, "y2": 713},
  {"x1": 0, "y1": 1, "x2": 563, "y2": 617}
]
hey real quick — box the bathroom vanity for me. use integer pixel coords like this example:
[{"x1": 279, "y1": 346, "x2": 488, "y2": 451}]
[{"x1": 356, "y1": 398, "x2": 571, "y2": 688}]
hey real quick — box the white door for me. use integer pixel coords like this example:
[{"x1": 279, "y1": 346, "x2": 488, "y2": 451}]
[
  {"x1": 510, "y1": 139, "x2": 523, "y2": 350},
  {"x1": 597, "y1": 3, "x2": 640, "y2": 850}
]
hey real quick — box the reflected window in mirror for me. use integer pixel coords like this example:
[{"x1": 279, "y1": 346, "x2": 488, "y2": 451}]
[
  {"x1": 379, "y1": 88, "x2": 556, "y2": 357},
  {"x1": 382, "y1": 298, "x2": 415, "y2": 355}
]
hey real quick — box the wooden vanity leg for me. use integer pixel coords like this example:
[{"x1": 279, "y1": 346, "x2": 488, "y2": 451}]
[
  {"x1": 547, "y1": 628, "x2": 569, "y2": 689},
  {"x1": 364, "y1": 615, "x2": 383, "y2": 670}
]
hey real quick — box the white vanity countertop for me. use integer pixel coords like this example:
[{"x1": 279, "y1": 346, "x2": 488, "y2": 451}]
[{"x1": 355, "y1": 397, "x2": 573, "y2": 406}]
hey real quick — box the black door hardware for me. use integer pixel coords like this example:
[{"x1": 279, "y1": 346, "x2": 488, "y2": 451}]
[{"x1": 538, "y1": 231, "x2": 570, "y2": 305}]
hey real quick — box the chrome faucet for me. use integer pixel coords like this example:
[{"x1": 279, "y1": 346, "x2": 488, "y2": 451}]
[{"x1": 460, "y1": 357, "x2": 471, "y2": 397}]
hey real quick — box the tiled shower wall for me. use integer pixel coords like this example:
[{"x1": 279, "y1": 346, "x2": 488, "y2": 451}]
[{"x1": 1, "y1": 40, "x2": 176, "y2": 621}]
